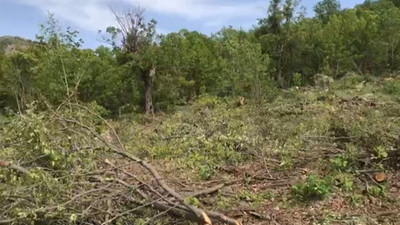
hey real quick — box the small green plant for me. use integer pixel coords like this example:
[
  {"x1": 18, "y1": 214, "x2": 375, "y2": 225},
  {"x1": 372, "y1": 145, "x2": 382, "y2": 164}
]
[
  {"x1": 320, "y1": 212, "x2": 340, "y2": 225},
  {"x1": 292, "y1": 174, "x2": 333, "y2": 201},
  {"x1": 334, "y1": 174, "x2": 354, "y2": 192},
  {"x1": 238, "y1": 190, "x2": 266, "y2": 208},
  {"x1": 185, "y1": 197, "x2": 201, "y2": 207},
  {"x1": 368, "y1": 185, "x2": 387, "y2": 197},
  {"x1": 216, "y1": 194, "x2": 231, "y2": 210},
  {"x1": 330, "y1": 155, "x2": 351, "y2": 172},
  {"x1": 262, "y1": 190, "x2": 276, "y2": 201},
  {"x1": 195, "y1": 94, "x2": 222, "y2": 109},
  {"x1": 292, "y1": 72, "x2": 303, "y2": 86},
  {"x1": 198, "y1": 164, "x2": 214, "y2": 180},
  {"x1": 383, "y1": 81, "x2": 400, "y2": 95},
  {"x1": 349, "y1": 194, "x2": 363, "y2": 207},
  {"x1": 374, "y1": 145, "x2": 388, "y2": 159},
  {"x1": 279, "y1": 155, "x2": 294, "y2": 170}
]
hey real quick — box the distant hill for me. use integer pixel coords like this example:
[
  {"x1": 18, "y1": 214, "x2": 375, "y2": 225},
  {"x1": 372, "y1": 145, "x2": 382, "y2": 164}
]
[{"x1": 0, "y1": 36, "x2": 31, "y2": 55}]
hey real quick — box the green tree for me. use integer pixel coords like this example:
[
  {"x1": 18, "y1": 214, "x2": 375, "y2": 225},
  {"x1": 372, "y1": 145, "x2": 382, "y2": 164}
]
[
  {"x1": 0, "y1": 50, "x2": 36, "y2": 113},
  {"x1": 78, "y1": 46, "x2": 130, "y2": 115},
  {"x1": 214, "y1": 27, "x2": 273, "y2": 99},
  {"x1": 110, "y1": 7, "x2": 158, "y2": 114},
  {"x1": 314, "y1": 0, "x2": 341, "y2": 23},
  {"x1": 155, "y1": 29, "x2": 221, "y2": 110},
  {"x1": 257, "y1": 0, "x2": 299, "y2": 87}
]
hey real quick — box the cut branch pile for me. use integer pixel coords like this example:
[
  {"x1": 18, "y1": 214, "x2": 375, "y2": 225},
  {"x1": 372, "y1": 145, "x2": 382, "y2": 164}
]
[
  {"x1": 63, "y1": 106, "x2": 242, "y2": 225},
  {"x1": 0, "y1": 103, "x2": 242, "y2": 225}
]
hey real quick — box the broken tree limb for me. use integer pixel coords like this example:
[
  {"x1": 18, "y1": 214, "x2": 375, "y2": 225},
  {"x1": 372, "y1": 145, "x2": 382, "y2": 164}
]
[
  {"x1": 60, "y1": 115, "x2": 241, "y2": 225},
  {"x1": 0, "y1": 219, "x2": 16, "y2": 224},
  {"x1": 152, "y1": 202, "x2": 242, "y2": 225},
  {"x1": 185, "y1": 184, "x2": 225, "y2": 198},
  {"x1": 0, "y1": 160, "x2": 30, "y2": 175},
  {"x1": 114, "y1": 176, "x2": 242, "y2": 225},
  {"x1": 105, "y1": 150, "x2": 211, "y2": 224},
  {"x1": 204, "y1": 209, "x2": 243, "y2": 225}
]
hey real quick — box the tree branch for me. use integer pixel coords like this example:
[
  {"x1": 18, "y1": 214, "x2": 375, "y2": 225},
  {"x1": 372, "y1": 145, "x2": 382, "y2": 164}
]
[
  {"x1": 59, "y1": 114, "x2": 241, "y2": 225},
  {"x1": 0, "y1": 160, "x2": 30, "y2": 175}
]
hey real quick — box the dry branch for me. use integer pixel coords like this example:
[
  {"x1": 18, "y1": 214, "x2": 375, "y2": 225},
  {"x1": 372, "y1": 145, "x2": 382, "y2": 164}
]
[
  {"x1": 59, "y1": 109, "x2": 242, "y2": 225},
  {"x1": 185, "y1": 184, "x2": 225, "y2": 198},
  {"x1": 0, "y1": 219, "x2": 16, "y2": 224},
  {"x1": 152, "y1": 202, "x2": 242, "y2": 225},
  {"x1": 0, "y1": 160, "x2": 30, "y2": 175}
]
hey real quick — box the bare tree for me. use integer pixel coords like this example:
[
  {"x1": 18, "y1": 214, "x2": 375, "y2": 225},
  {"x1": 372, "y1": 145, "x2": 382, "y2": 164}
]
[{"x1": 111, "y1": 7, "x2": 157, "y2": 114}]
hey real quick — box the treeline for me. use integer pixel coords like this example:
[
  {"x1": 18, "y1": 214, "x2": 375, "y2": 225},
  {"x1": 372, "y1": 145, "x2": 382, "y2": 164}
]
[{"x1": 1, "y1": 0, "x2": 400, "y2": 115}]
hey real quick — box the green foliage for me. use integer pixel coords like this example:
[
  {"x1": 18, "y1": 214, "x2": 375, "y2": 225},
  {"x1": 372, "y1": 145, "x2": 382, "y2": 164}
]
[
  {"x1": 334, "y1": 174, "x2": 355, "y2": 192},
  {"x1": 0, "y1": 36, "x2": 31, "y2": 55},
  {"x1": 374, "y1": 145, "x2": 389, "y2": 159},
  {"x1": 194, "y1": 94, "x2": 223, "y2": 109},
  {"x1": 349, "y1": 194, "x2": 364, "y2": 207},
  {"x1": 78, "y1": 46, "x2": 130, "y2": 115},
  {"x1": 314, "y1": 0, "x2": 341, "y2": 23},
  {"x1": 292, "y1": 72, "x2": 303, "y2": 86},
  {"x1": 368, "y1": 185, "x2": 387, "y2": 197},
  {"x1": 0, "y1": 50, "x2": 37, "y2": 112},
  {"x1": 330, "y1": 155, "x2": 352, "y2": 172},
  {"x1": 158, "y1": 30, "x2": 219, "y2": 105},
  {"x1": 383, "y1": 80, "x2": 400, "y2": 95},
  {"x1": 333, "y1": 72, "x2": 364, "y2": 90},
  {"x1": 4, "y1": 0, "x2": 400, "y2": 113},
  {"x1": 185, "y1": 196, "x2": 201, "y2": 207},
  {"x1": 237, "y1": 190, "x2": 269, "y2": 207},
  {"x1": 292, "y1": 174, "x2": 333, "y2": 201},
  {"x1": 1, "y1": 65, "x2": 400, "y2": 223},
  {"x1": 117, "y1": 96, "x2": 260, "y2": 180},
  {"x1": 213, "y1": 28, "x2": 273, "y2": 98},
  {"x1": 0, "y1": 102, "x2": 105, "y2": 223},
  {"x1": 4, "y1": 4, "x2": 400, "y2": 224}
]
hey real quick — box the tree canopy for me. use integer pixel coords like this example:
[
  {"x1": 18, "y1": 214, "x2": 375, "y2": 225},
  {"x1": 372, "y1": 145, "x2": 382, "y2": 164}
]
[{"x1": 2, "y1": 0, "x2": 400, "y2": 115}]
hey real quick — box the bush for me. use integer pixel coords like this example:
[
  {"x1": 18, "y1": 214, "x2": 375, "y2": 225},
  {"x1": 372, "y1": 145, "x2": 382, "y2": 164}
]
[
  {"x1": 292, "y1": 174, "x2": 333, "y2": 201},
  {"x1": 292, "y1": 72, "x2": 303, "y2": 86},
  {"x1": 383, "y1": 81, "x2": 400, "y2": 95}
]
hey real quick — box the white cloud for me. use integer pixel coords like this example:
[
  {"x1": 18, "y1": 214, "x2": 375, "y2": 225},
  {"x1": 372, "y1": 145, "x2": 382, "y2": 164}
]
[
  {"x1": 13, "y1": 0, "x2": 266, "y2": 33},
  {"x1": 14, "y1": 0, "x2": 117, "y2": 32},
  {"x1": 126, "y1": 0, "x2": 265, "y2": 20}
]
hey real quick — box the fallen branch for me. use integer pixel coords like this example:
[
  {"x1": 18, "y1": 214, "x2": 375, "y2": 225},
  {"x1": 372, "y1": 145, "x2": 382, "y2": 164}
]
[
  {"x1": 113, "y1": 178, "x2": 242, "y2": 225},
  {"x1": 184, "y1": 184, "x2": 225, "y2": 198},
  {"x1": 153, "y1": 202, "x2": 242, "y2": 225},
  {"x1": 0, "y1": 219, "x2": 16, "y2": 224},
  {"x1": 60, "y1": 112, "x2": 241, "y2": 225},
  {"x1": 100, "y1": 194, "x2": 170, "y2": 225},
  {"x1": 0, "y1": 160, "x2": 30, "y2": 175},
  {"x1": 374, "y1": 210, "x2": 399, "y2": 218}
]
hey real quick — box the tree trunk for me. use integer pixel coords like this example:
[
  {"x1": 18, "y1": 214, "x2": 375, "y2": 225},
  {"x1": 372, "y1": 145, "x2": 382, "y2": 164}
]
[
  {"x1": 144, "y1": 67, "x2": 155, "y2": 114},
  {"x1": 276, "y1": 41, "x2": 286, "y2": 88}
]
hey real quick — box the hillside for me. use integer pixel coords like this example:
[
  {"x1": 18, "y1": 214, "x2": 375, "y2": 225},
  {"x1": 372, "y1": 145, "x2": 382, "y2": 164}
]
[{"x1": 0, "y1": 35, "x2": 31, "y2": 55}]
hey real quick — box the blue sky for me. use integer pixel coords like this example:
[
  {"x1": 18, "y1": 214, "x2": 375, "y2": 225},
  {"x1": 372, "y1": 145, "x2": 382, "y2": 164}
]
[{"x1": 0, "y1": 0, "x2": 364, "y2": 49}]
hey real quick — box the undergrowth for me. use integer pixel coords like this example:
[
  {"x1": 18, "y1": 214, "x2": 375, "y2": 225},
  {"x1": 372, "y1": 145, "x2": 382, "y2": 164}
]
[{"x1": 2, "y1": 76, "x2": 400, "y2": 224}]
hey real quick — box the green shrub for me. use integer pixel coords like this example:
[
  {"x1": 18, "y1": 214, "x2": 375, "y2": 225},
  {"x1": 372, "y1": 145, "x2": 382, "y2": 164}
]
[
  {"x1": 292, "y1": 72, "x2": 303, "y2": 86},
  {"x1": 335, "y1": 72, "x2": 363, "y2": 89},
  {"x1": 383, "y1": 81, "x2": 400, "y2": 95},
  {"x1": 334, "y1": 174, "x2": 355, "y2": 192},
  {"x1": 330, "y1": 156, "x2": 352, "y2": 172},
  {"x1": 194, "y1": 94, "x2": 223, "y2": 110},
  {"x1": 292, "y1": 174, "x2": 333, "y2": 201},
  {"x1": 368, "y1": 185, "x2": 387, "y2": 197}
]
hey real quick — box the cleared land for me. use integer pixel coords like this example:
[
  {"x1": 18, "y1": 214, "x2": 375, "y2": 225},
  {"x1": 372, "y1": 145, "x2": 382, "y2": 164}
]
[{"x1": 1, "y1": 75, "x2": 400, "y2": 224}]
